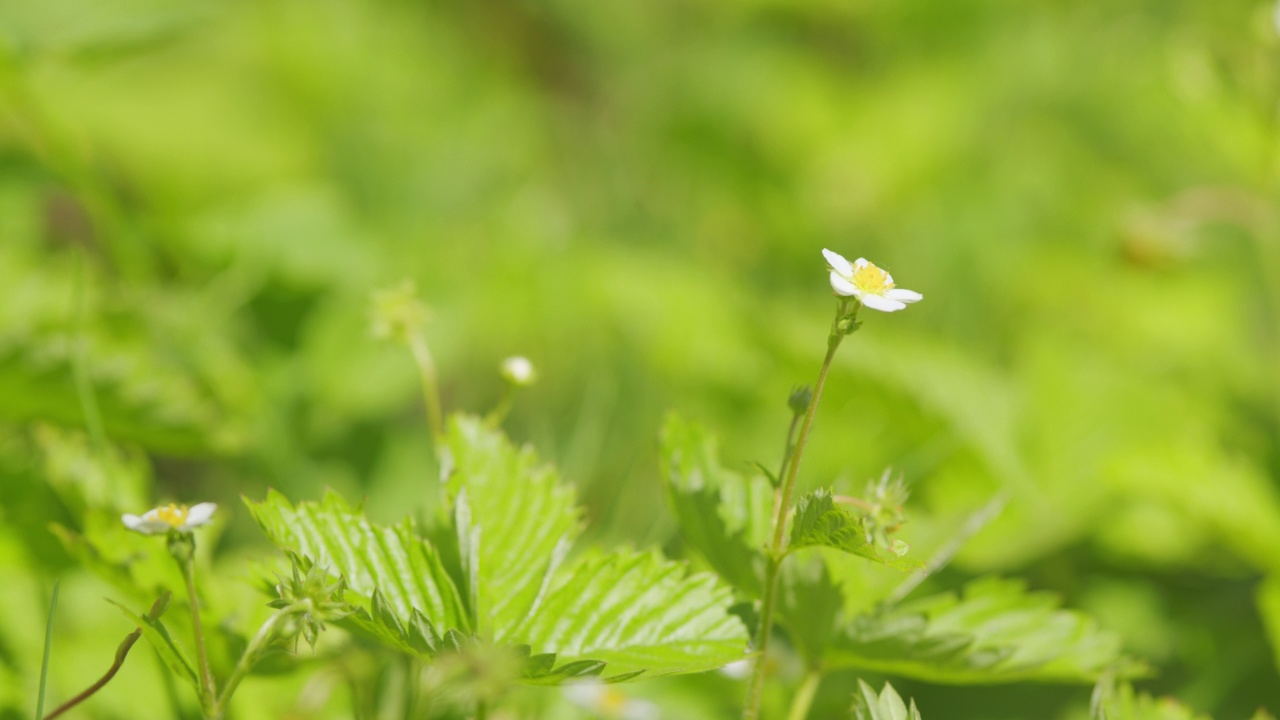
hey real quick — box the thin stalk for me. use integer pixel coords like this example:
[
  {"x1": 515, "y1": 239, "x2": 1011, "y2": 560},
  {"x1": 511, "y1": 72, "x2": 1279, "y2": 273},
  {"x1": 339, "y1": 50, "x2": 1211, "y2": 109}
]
[
  {"x1": 744, "y1": 299, "x2": 855, "y2": 720},
  {"x1": 180, "y1": 559, "x2": 218, "y2": 716},
  {"x1": 771, "y1": 412, "x2": 803, "y2": 520},
  {"x1": 409, "y1": 334, "x2": 443, "y2": 439},
  {"x1": 36, "y1": 580, "x2": 60, "y2": 720},
  {"x1": 784, "y1": 670, "x2": 823, "y2": 720},
  {"x1": 215, "y1": 605, "x2": 296, "y2": 715},
  {"x1": 46, "y1": 593, "x2": 169, "y2": 720}
]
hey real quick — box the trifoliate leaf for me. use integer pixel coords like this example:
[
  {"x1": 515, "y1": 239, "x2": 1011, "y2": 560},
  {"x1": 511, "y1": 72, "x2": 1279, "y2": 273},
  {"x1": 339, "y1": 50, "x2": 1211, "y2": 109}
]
[
  {"x1": 660, "y1": 414, "x2": 772, "y2": 596},
  {"x1": 829, "y1": 577, "x2": 1138, "y2": 684},
  {"x1": 852, "y1": 680, "x2": 923, "y2": 720}
]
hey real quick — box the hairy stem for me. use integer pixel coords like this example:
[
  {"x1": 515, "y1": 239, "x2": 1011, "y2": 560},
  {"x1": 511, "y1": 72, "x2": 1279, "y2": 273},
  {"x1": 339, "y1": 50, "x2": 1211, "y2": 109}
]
[
  {"x1": 45, "y1": 594, "x2": 169, "y2": 720},
  {"x1": 409, "y1": 334, "x2": 444, "y2": 439},
  {"x1": 744, "y1": 299, "x2": 855, "y2": 720},
  {"x1": 784, "y1": 670, "x2": 823, "y2": 720},
  {"x1": 215, "y1": 605, "x2": 297, "y2": 715},
  {"x1": 180, "y1": 559, "x2": 218, "y2": 717}
]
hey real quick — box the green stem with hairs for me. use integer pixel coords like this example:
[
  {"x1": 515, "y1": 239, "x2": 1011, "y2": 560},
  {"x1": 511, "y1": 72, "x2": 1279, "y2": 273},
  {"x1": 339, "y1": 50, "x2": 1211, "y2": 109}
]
[{"x1": 744, "y1": 299, "x2": 857, "y2": 720}]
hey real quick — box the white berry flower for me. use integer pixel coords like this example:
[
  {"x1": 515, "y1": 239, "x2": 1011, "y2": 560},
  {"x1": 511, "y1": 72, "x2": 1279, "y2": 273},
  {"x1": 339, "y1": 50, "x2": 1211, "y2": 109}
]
[
  {"x1": 822, "y1": 248, "x2": 922, "y2": 312},
  {"x1": 562, "y1": 679, "x2": 659, "y2": 720},
  {"x1": 719, "y1": 658, "x2": 751, "y2": 680},
  {"x1": 122, "y1": 502, "x2": 217, "y2": 535},
  {"x1": 500, "y1": 356, "x2": 537, "y2": 386}
]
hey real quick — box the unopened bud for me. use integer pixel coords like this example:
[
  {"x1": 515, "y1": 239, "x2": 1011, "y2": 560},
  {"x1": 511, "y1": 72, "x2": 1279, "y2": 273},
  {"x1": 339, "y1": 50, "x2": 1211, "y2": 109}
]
[
  {"x1": 500, "y1": 356, "x2": 537, "y2": 387},
  {"x1": 788, "y1": 386, "x2": 812, "y2": 416}
]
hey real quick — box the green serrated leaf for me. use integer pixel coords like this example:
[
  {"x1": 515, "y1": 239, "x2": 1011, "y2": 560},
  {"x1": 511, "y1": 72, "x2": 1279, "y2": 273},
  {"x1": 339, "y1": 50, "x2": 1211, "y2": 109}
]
[
  {"x1": 776, "y1": 554, "x2": 844, "y2": 667},
  {"x1": 788, "y1": 489, "x2": 920, "y2": 570},
  {"x1": 513, "y1": 549, "x2": 750, "y2": 680},
  {"x1": 852, "y1": 680, "x2": 923, "y2": 720},
  {"x1": 829, "y1": 577, "x2": 1140, "y2": 684},
  {"x1": 107, "y1": 598, "x2": 198, "y2": 688},
  {"x1": 443, "y1": 417, "x2": 580, "y2": 641},
  {"x1": 660, "y1": 414, "x2": 772, "y2": 596},
  {"x1": 244, "y1": 489, "x2": 467, "y2": 638}
]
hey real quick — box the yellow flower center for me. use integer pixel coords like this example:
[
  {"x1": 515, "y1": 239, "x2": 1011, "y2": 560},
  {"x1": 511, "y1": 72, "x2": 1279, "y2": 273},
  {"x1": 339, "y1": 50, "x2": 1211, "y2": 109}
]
[
  {"x1": 852, "y1": 262, "x2": 894, "y2": 295},
  {"x1": 153, "y1": 503, "x2": 190, "y2": 527},
  {"x1": 598, "y1": 688, "x2": 627, "y2": 716}
]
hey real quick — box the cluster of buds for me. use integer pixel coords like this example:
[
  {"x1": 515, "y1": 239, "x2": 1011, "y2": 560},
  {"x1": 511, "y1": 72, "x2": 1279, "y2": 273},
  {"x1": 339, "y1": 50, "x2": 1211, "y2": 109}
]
[
  {"x1": 370, "y1": 280, "x2": 430, "y2": 344},
  {"x1": 269, "y1": 553, "x2": 356, "y2": 649}
]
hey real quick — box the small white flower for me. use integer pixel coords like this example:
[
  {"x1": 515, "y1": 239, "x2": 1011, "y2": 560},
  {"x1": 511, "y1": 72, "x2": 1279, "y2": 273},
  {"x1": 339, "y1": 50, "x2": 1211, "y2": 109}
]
[
  {"x1": 122, "y1": 502, "x2": 217, "y2": 535},
  {"x1": 822, "y1": 249, "x2": 922, "y2": 312},
  {"x1": 563, "y1": 680, "x2": 659, "y2": 720},
  {"x1": 500, "y1": 356, "x2": 537, "y2": 386},
  {"x1": 719, "y1": 659, "x2": 751, "y2": 680}
]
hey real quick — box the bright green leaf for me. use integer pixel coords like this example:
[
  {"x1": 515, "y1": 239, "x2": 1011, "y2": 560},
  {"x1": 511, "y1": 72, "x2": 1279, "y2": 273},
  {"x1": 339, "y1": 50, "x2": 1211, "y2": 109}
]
[
  {"x1": 829, "y1": 577, "x2": 1138, "y2": 684},
  {"x1": 245, "y1": 489, "x2": 468, "y2": 641},
  {"x1": 1095, "y1": 682, "x2": 1212, "y2": 720},
  {"x1": 790, "y1": 488, "x2": 915, "y2": 569},
  {"x1": 511, "y1": 549, "x2": 750, "y2": 680},
  {"x1": 441, "y1": 416, "x2": 580, "y2": 641},
  {"x1": 852, "y1": 680, "x2": 923, "y2": 720}
]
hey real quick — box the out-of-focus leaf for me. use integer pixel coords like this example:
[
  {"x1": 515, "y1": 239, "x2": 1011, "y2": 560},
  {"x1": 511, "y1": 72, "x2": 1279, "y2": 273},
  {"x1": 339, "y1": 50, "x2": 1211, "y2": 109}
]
[
  {"x1": 660, "y1": 413, "x2": 772, "y2": 597},
  {"x1": 1095, "y1": 682, "x2": 1212, "y2": 720},
  {"x1": 775, "y1": 553, "x2": 843, "y2": 668},
  {"x1": 1256, "y1": 575, "x2": 1280, "y2": 673},
  {"x1": 107, "y1": 598, "x2": 197, "y2": 689},
  {"x1": 852, "y1": 680, "x2": 923, "y2": 720},
  {"x1": 829, "y1": 577, "x2": 1137, "y2": 684}
]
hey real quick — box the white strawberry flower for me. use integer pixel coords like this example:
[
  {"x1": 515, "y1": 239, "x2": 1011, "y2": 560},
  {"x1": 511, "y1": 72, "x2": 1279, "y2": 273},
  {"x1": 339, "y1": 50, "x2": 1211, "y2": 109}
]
[
  {"x1": 122, "y1": 502, "x2": 217, "y2": 535},
  {"x1": 562, "y1": 680, "x2": 659, "y2": 720},
  {"x1": 822, "y1": 249, "x2": 922, "y2": 312}
]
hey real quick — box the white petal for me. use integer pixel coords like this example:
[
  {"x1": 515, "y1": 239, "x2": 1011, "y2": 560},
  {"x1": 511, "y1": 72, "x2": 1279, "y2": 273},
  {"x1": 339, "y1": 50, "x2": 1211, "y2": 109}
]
[
  {"x1": 829, "y1": 272, "x2": 859, "y2": 296},
  {"x1": 185, "y1": 502, "x2": 218, "y2": 527},
  {"x1": 860, "y1": 293, "x2": 907, "y2": 312},
  {"x1": 821, "y1": 248, "x2": 853, "y2": 276},
  {"x1": 886, "y1": 288, "x2": 922, "y2": 304},
  {"x1": 854, "y1": 258, "x2": 869, "y2": 268},
  {"x1": 623, "y1": 699, "x2": 661, "y2": 720},
  {"x1": 123, "y1": 515, "x2": 171, "y2": 535},
  {"x1": 562, "y1": 682, "x2": 605, "y2": 708}
]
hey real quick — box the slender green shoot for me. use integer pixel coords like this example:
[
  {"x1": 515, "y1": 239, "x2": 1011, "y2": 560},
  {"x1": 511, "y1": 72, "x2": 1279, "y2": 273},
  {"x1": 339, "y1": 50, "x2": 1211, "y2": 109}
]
[{"x1": 36, "y1": 579, "x2": 60, "y2": 720}]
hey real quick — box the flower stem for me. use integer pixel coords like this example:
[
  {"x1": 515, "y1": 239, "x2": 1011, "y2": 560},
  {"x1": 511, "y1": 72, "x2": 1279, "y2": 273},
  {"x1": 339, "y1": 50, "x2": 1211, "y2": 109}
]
[
  {"x1": 215, "y1": 605, "x2": 297, "y2": 716},
  {"x1": 180, "y1": 557, "x2": 219, "y2": 717},
  {"x1": 743, "y1": 299, "x2": 855, "y2": 720},
  {"x1": 409, "y1": 333, "x2": 444, "y2": 439},
  {"x1": 784, "y1": 670, "x2": 823, "y2": 720}
]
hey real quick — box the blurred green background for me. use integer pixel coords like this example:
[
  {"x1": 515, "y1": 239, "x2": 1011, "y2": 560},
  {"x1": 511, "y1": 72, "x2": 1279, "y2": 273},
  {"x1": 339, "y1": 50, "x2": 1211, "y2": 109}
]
[{"x1": 2, "y1": 0, "x2": 1279, "y2": 717}]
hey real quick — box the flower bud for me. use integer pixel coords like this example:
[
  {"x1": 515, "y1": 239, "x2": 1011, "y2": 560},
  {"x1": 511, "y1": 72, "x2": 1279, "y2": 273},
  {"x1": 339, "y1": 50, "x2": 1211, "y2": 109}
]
[
  {"x1": 500, "y1": 356, "x2": 537, "y2": 387},
  {"x1": 788, "y1": 386, "x2": 812, "y2": 416}
]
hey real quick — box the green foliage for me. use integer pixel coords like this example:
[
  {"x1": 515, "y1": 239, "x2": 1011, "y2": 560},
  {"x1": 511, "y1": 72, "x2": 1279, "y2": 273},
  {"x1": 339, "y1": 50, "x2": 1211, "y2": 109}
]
[
  {"x1": 1094, "y1": 683, "x2": 1212, "y2": 720},
  {"x1": 852, "y1": 680, "x2": 923, "y2": 720},
  {"x1": 107, "y1": 597, "x2": 197, "y2": 689},
  {"x1": 830, "y1": 578, "x2": 1133, "y2": 684},
  {"x1": 248, "y1": 415, "x2": 749, "y2": 682}
]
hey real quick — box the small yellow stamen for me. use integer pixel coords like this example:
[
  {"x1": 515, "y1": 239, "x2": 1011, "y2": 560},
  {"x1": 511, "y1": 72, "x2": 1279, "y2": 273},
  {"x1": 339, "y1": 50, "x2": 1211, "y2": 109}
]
[
  {"x1": 153, "y1": 503, "x2": 190, "y2": 527},
  {"x1": 852, "y1": 262, "x2": 894, "y2": 294},
  {"x1": 598, "y1": 688, "x2": 628, "y2": 716}
]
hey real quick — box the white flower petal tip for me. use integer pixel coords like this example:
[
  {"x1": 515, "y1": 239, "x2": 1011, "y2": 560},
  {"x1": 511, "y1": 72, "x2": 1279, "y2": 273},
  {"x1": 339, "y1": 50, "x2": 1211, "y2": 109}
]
[
  {"x1": 500, "y1": 356, "x2": 537, "y2": 386},
  {"x1": 821, "y1": 248, "x2": 853, "y2": 276},
  {"x1": 820, "y1": 249, "x2": 921, "y2": 312},
  {"x1": 719, "y1": 659, "x2": 751, "y2": 680},
  {"x1": 122, "y1": 502, "x2": 217, "y2": 535}
]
